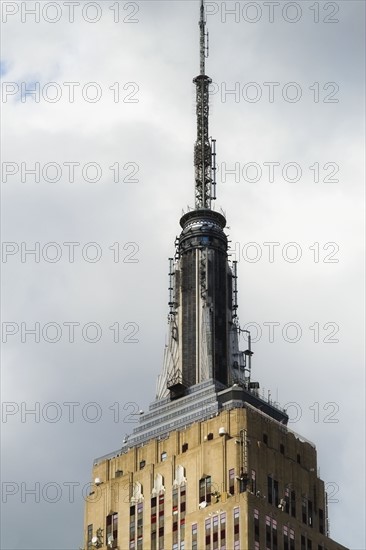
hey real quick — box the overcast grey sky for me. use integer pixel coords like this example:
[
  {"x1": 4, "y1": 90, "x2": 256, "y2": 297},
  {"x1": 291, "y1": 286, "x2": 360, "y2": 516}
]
[{"x1": 1, "y1": 1, "x2": 365, "y2": 548}]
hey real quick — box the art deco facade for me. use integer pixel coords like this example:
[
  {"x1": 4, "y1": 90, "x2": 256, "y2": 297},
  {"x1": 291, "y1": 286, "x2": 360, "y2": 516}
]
[{"x1": 83, "y1": 3, "x2": 348, "y2": 550}]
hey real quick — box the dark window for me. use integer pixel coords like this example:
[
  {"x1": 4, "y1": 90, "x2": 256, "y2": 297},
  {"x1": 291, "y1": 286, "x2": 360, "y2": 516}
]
[
  {"x1": 308, "y1": 540, "x2": 312, "y2": 550},
  {"x1": 268, "y1": 475, "x2": 273, "y2": 504},
  {"x1": 233, "y1": 508, "x2": 240, "y2": 547},
  {"x1": 297, "y1": 453, "x2": 301, "y2": 464},
  {"x1": 302, "y1": 497, "x2": 312, "y2": 526},
  {"x1": 254, "y1": 509, "x2": 259, "y2": 543},
  {"x1": 285, "y1": 487, "x2": 296, "y2": 518},
  {"x1": 267, "y1": 475, "x2": 279, "y2": 506},
  {"x1": 199, "y1": 476, "x2": 211, "y2": 504},
  {"x1": 207, "y1": 432, "x2": 214, "y2": 440},
  {"x1": 151, "y1": 497, "x2": 157, "y2": 550},
  {"x1": 87, "y1": 524, "x2": 93, "y2": 548},
  {"x1": 158, "y1": 494, "x2": 164, "y2": 550},
  {"x1": 319, "y1": 508, "x2": 324, "y2": 534},
  {"x1": 301, "y1": 535, "x2": 306, "y2": 550},
  {"x1": 290, "y1": 529, "x2": 295, "y2": 550},
  {"x1": 213, "y1": 515, "x2": 219, "y2": 549},
  {"x1": 192, "y1": 523, "x2": 198, "y2": 550},
  {"x1": 291, "y1": 490, "x2": 296, "y2": 517},
  {"x1": 106, "y1": 513, "x2": 118, "y2": 548},
  {"x1": 115, "y1": 469, "x2": 123, "y2": 478},
  {"x1": 220, "y1": 512, "x2": 226, "y2": 548},
  {"x1": 302, "y1": 497, "x2": 307, "y2": 523},
  {"x1": 308, "y1": 500, "x2": 313, "y2": 527},
  {"x1": 273, "y1": 521, "x2": 278, "y2": 550},
  {"x1": 263, "y1": 433, "x2": 268, "y2": 445},
  {"x1": 265, "y1": 516, "x2": 271, "y2": 548},
  {"x1": 137, "y1": 502, "x2": 143, "y2": 550},
  {"x1": 280, "y1": 444, "x2": 285, "y2": 454},
  {"x1": 274, "y1": 480, "x2": 279, "y2": 506},
  {"x1": 139, "y1": 460, "x2": 146, "y2": 470},
  {"x1": 229, "y1": 468, "x2": 235, "y2": 495},
  {"x1": 205, "y1": 518, "x2": 211, "y2": 550},
  {"x1": 130, "y1": 506, "x2": 136, "y2": 547},
  {"x1": 250, "y1": 469, "x2": 256, "y2": 494},
  {"x1": 182, "y1": 443, "x2": 188, "y2": 453}
]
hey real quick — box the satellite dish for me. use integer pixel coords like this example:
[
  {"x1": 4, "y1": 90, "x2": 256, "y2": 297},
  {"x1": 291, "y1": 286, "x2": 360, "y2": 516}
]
[
  {"x1": 94, "y1": 477, "x2": 102, "y2": 485},
  {"x1": 91, "y1": 536, "x2": 98, "y2": 544},
  {"x1": 199, "y1": 501, "x2": 207, "y2": 509}
]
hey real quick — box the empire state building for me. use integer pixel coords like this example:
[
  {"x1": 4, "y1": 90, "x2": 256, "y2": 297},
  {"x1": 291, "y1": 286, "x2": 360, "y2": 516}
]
[{"x1": 83, "y1": 3, "x2": 349, "y2": 550}]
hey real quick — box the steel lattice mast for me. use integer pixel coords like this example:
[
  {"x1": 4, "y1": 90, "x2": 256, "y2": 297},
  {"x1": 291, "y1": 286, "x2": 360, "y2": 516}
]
[{"x1": 193, "y1": 0, "x2": 215, "y2": 209}]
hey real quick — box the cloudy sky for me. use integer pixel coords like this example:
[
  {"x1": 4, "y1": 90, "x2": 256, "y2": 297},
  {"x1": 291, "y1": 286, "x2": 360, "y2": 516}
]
[{"x1": 1, "y1": 1, "x2": 365, "y2": 548}]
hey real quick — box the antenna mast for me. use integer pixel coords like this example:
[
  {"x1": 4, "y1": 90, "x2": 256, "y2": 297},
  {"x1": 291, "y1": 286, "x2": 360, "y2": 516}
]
[{"x1": 194, "y1": 0, "x2": 215, "y2": 209}]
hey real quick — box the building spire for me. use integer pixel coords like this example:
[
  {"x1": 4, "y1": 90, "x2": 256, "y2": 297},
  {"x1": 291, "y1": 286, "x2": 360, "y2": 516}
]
[
  {"x1": 194, "y1": 0, "x2": 216, "y2": 209},
  {"x1": 199, "y1": 0, "x2": 206, "y2": 75}
]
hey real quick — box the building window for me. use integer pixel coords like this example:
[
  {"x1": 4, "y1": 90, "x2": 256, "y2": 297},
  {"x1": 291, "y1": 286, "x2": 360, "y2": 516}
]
[
  {"x1": 136, "y1": 502, "x2": 143, "y2": 550},
  {"x1": 139, "y1": 460, "x2": 146, "y2": 470},
  {"x1": 297, "y1": 453, "x2": 301, "y2": 464},
  {"x1": 220, "y1": 512, "x2": 226, "y2": 550},
  {"x1": 265, "y1": 516, "x2": 277, "y2": 550},
  {"x1": 283, "y1": 525, "x2": 289, "y2": 550},
  {"x1": 151, "y1": 497, "x2": 157, "y2": 550},
  {"x1": 207, "y1": 432, "x2": 214, "y2": 440},
  {"x1": 308, "y1": 539, "x2": 312, "y2": 550},
  {"x1": 267, "y1": 475, "x2": 279, "y2": 506},
  {"x1": 280, "y1": 443, "x2": 285, "y2": 454},
  {"x1": 87, "y1": 524, "x2": 93, "y2": 549},
  {"x1": 229, "y1": 469, "x2": 235, "y2": 495},
  {"x1": 199, "y1": 476, "x2": 212, "y2": 505},
  {"x1": 254, "y1": 509, "x2": 260, "y2": 543},
  {"x1": 273, "y1": 519, "x2": 278, "y2": 550},
  {"x1": 290, "y1": 529, "x2": 295, "y2": 550},
  {"x1": 129, "y1": 506, "x2": 136, "y2": 549},
  {"x1": 180, "y1": 484, "x2": 186, "y2": 544},
  {"x1": 301, "y1": 535, "x2": 306, "y2": 550},
  {"x1": 106, "y1": 513, "x2": 118, "y2": 548},
  {"x1": 213, "y1": 515, "x2": 219, "y2": 550},
  {"x1": 182, "y1": 443, "x2": 188, "y2": 453},
  {"x1": 319, "y1": 508, "x2": 324, "y2": 534},
  {"x1": 302, "y1": 497, "x2": 313, "y2": 526},
  {"x1": 285, "y1": 487, "x2": 296, "y2": 518},
  {"x1": 173, "y1": 483, "x2": 186, "y2": 548},
  {"x1": 233, "y1": 507, "x2": 240, "y2": 549},
  {"x1": 266, "y1": 515, "x2": 271, "y2": 549},
  {"x1": 158, "y1": 493, "x2": 164, "y2": 550},
  {"x1": 192, "y1": 523, "x2": 198, "y2": 550},
  {"x1": 205, "y1": 518, "x2": 211, "y2": 550},
  {"x1": 250, "y1": 469, "x2": 256, "y2": 494},
  {"x1": 263, "y1": 433, "x2": 268, "y2": 445},
  {"x1": 161, "y1": 452, "x2": 167, "y2": 461}
]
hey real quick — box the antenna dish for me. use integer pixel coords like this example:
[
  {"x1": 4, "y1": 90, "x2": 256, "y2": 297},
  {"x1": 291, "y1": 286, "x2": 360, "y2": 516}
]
[
  {"x1": 91, "y1": 536, "x2": 98, "y2": 544},
  {"x1": 199, "y1": 500, "x2": 207, "y2": 509},
  {"x1": 94, "y1": 477, "x2": 102, "y2": 485}
]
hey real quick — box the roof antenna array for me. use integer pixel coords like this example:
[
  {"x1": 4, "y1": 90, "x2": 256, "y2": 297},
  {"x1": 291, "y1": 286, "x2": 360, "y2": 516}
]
[{"x1": 193, "y1": 0, "x2": 216, "y2": 210}]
